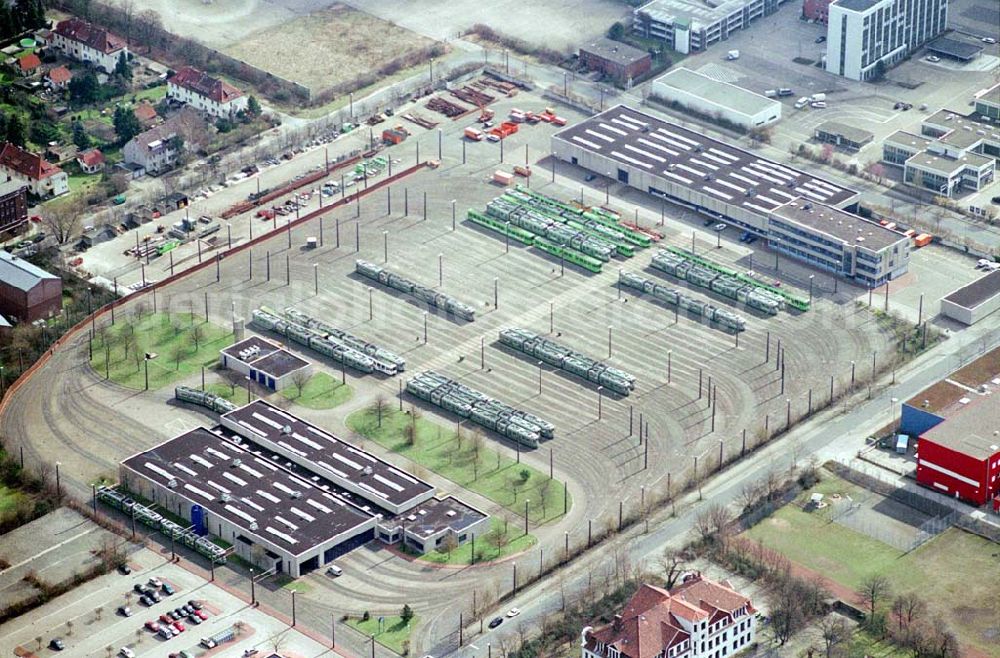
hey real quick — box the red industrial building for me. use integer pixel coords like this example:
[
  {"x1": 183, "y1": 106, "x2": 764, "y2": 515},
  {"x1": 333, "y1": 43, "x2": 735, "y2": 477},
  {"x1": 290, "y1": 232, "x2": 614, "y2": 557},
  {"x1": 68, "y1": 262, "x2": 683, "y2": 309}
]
[
  {"x1": 0, "y1": 180, "x2": 28, "y2": 238},
  {"x1": 802, "y1": 0, "x2": 834, "y2": 23},
  {"x1": 0, "y1": 251, "x2": 62, "y2": 323},
  {"x1": 579, "y1": 38, "x2": 652, "y2": 86},
  {"x1": 916, "y1": 394, "x2": 1000, "y2": 507}
]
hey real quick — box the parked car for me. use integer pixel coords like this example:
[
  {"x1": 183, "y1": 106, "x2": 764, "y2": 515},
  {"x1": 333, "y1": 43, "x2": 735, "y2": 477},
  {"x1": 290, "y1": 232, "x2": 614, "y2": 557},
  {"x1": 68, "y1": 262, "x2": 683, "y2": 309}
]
[
  {"x1": 159, "y1": 627, "x2": 174, "y2": 640},
  {"x1": 186, "y1": 615, "x2": 202, "y2": 625},
  {"x1": 925, "y1": 55, "x2": 941, "y2": 62},
  {"x1": 188, "y1": 600, "x2": 203, "y2": 610},
  {"x1": 117, "y1": 606, "x2": 133, "y2": 617},
  {"x1": 194, "y1": 609, "x2": 208, "y2": 620},
  {"x1": 507, "y1": 608, "x2": 521, "y2": 617},
  {"x1": 133, "y1": 584, "x2": 147, "y2": 595},
  {"x1": 172, "y1": 621, "x2": 185, "y2": 633},
  {"x1": 118, "y1": 564, "x2": 132, "y2": 575},
  {"x1": 148, "y1": 577, "x2": 163, "y2": 588},
  {"x1": 983, "y1": 37, "x2": 997, "y2": 44},
  {"x1": 162, "y1": 583, "x2": 175, "y2": 596},
  {"x1": 160, "y1": 614, "x2": 173, "y2": 624},
  {"x1": 488, "y1": 617, "x2": 503, "y2": 629},
  {"x1": 148, "y1": 591, "x2": 161, "y2": 603},
  {"x1": 815, "y1": 35, "x2": 826, "y2": 43},
  {"x1": 49, "y1": 639, "x2": 65, "y2": 651},
  {"x1": 145, "y1": 621, "x2": 160, "y2": 632},
  {"x1": 713, "y1": 223, "x2": 727, "y2": 232},
  {"x1": 182, "y1": 605, "x2": 195, "y2": 615},
  {"x1": 326, "y1": 565, "x2": 343, "y2": 577},
  {"x1": 119, "y1": 648, "x2": 136, "y2": 658},
  {"x1": 139, "y1": 595, "x2": 154, "y2": 607}
]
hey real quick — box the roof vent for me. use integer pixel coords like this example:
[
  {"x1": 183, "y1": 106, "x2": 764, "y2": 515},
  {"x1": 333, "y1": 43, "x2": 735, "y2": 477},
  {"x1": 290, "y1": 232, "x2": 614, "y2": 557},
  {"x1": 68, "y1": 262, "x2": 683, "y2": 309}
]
[
  {"x1": 281, "y1": 425, "x2": 292, "y2": 435},
  {"x1": 231, "y1": 458, "x2": 242, "y2": 468},
  {"x1": 220, "y1": 493, "x2": 232, "y2": 502},
  {"x1": 249, "y1": 522, "x2": 258, "y2": 531},
  {"x1": 167, "y1": 479, "x2": 178, "y2": 488},
  {"x1": 363, "y1": 465, "x2": 373, "y2": 476},
  {"x1": 290, "y1": 490, "x2": 302, "y2": 499}
]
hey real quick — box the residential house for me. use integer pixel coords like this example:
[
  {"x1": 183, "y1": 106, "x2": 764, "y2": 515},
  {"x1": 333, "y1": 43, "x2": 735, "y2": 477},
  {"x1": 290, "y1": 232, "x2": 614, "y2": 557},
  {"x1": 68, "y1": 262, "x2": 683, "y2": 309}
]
[
  {"x1": 166, "y1": 66, "x2": 247, "y2": 119},
  {"x1": 17, "y1": 53, "x2": 42, "y2": 77},
  {"x1": 0, "y1": 142, "x2": 70, "y2": 198},
  {"x1": 46, "y1": 65, "x2": 73, "y2": 89},
  {"x1": 122, "y1": 107, "x2": 206, "y2": 176},
  {"x1": 76, "y1": 148, "x2": 105, "y2": 174},
  {"x1": 133, "y1": 102, "x2": 159, "y2": 128},
  {"x1": 52, "y1": 17, "x2": 127, "y2": 74},
  {"x1": 0, "y1": 250, "x2": 63, "y2": 323},
  {"x1": 582, "y1": 576, "x2": 756, "y2": 658},
  {"x1": 0, "y1": 179, "x2": 28, "y2": 237}
]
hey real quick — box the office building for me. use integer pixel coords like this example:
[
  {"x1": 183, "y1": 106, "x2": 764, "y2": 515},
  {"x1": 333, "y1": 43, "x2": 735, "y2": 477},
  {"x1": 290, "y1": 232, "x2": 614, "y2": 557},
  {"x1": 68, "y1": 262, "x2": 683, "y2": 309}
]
[
  {"x1": 814, "y1": 121, "x2": 874, "y2": 150},
  {"x1": 632, "y1": 0, "x2": 787, "y2": 54},
  {"x1": 552, "y1": 105, "x2": 909, "y2": 285},
  {"x1": 825, "y1": 0, "x2": 948, "y2": 81},
  {"x1": 652, "y1": 67, "x2": 781, "y2": 130},
  {"x1": 974, "y1": 82, "x2": 999, "y2": 121}
]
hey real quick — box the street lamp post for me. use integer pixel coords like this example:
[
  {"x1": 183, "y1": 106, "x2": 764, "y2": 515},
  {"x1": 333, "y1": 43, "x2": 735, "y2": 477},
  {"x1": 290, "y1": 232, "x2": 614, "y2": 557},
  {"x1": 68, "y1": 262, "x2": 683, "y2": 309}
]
[
  {"x1": 808, "y1": 275, "x2": 815, "y2": 304},
  {"x1": 597, "y1": 386, "x2": 603, "y2": 419},
  {"x1": 451, "y1": 199, "x2": 457, "y2": 231}
]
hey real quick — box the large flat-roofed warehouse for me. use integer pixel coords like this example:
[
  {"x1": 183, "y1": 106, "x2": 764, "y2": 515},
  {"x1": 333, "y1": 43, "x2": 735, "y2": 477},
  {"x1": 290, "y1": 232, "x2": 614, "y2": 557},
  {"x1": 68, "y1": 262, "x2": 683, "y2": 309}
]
[
  {"x1": 220, "y1": 401, "x2": 436, "y2": 515},
  {"x1": 940, "y1": 270, "x2": 1000, "y2": 325},
  {"x1": 651, "y1": 67, "x2": 781, "y2": 130},
  {"x1": 121, "y1": 427, "x2": 379, "y2": 577},
  {"x1": 552, "y1": 105, "x2": 910, "y2": 285},
  {"x1": 120, "y1": 402, "x2": 489, "y2": 576}
]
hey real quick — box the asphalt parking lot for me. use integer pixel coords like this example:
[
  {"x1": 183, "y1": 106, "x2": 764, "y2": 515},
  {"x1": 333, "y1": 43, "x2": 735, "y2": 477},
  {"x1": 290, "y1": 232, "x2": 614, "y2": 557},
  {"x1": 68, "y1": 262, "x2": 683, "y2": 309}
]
[{"x1": 0, "y1": 547, "x2": 336, "y2": 658}]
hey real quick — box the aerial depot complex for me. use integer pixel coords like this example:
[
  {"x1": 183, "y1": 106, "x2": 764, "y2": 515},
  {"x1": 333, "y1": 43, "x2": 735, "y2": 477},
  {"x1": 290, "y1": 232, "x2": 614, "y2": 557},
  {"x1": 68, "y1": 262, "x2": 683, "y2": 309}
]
[
  {"x1": 4, "y1": 0, "x2": 1000, "y2": 655},
  {"x1": 121, "y1": 400, "x2": 488, "y2": 576},
  {"x1": 552, "y1": 105, "x2": 910, "y2": 286}
]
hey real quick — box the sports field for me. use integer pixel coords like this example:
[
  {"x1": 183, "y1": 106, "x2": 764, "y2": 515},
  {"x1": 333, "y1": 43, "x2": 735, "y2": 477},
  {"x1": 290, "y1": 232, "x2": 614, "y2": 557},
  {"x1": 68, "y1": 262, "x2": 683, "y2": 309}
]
[{"x1": 746, "y1": 477, "x2": 1000, "y2": 656}]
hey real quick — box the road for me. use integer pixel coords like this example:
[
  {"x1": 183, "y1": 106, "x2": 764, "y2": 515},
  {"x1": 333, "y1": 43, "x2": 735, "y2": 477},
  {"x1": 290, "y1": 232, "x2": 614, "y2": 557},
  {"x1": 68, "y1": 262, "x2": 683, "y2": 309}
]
[{"x1": 439, "y1": 309, "x2": 1000, "y2": 658}]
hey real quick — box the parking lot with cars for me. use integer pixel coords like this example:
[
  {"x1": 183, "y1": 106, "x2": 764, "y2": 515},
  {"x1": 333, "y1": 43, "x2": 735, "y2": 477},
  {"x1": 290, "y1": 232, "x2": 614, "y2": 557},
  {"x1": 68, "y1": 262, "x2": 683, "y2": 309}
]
[{"x1": 0, "y1": 547, "x2": 338, "y2": 658}]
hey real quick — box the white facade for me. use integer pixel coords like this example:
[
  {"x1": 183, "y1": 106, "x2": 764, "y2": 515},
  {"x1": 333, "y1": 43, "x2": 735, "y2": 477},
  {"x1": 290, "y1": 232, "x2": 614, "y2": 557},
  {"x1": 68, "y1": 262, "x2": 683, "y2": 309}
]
[
  {"x1": 634, "y1": 0, "x2": 789, "y2": 54},
  {"x1": 825, "y1": 0, "x2": 948, "y2": 80},
  {"x1": 51, "y1": 29, "x2": 126, "y2": 74},
  {"x1": 0, "y1": 164, "x2": 69, "y2": 198},
  {"x1": 167, "y1": 79, "x2": 248, "y2": 119},
  {"x1": 123, "y1": 135, "x2": 179, "y2": 175},
  {"x1": 652, "y1": 68, "x2": 781, "y2": 130}
]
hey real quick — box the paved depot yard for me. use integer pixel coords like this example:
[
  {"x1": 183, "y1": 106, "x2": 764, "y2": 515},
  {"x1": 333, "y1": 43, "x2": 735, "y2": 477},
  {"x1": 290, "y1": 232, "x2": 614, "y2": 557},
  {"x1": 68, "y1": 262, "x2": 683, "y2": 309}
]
[
  {"x1": 1, "y1": 85, "x2": 970, "y2": 654},
  {"x1": 0, "y1": 546, "x2": 338, "y2": 658}
]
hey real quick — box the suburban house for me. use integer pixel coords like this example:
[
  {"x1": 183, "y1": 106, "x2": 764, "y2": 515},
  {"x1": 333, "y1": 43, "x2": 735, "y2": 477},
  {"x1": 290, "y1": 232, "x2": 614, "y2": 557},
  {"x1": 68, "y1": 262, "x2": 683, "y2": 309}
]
[
  {"x1": 51, "y1": 17, "x2": 127, "y2": 74},
  {"x1": 0, "y1": 251, "x2": 63, "y2": 323},
  {"x1": 582, "y1": 576, "x2": 756, "y2": 658},
  {"x1": 0, "y1": 142, "x2": 70, "y2": 198},
  {"x1": 166, "y1": 66, "x2": 248, "y2": 119},
  {"x1": 0, "y1": 180, "x2": 28, "y2": 237},
  {"x1": 17, "y1": 53, "x2": 42, "y2": 77},
  {"x1": 46, "y1": 65, "x2": 73, "y2": 89},
  {"x1": 76, "y1": 148, "x2": 105, "y2": 174},
  {"x1": 122, "y1": 108, "x2": 206, "y2": 176},
  {"x1": 133, "y1": 101, "x2": 159, "y2": 127}
]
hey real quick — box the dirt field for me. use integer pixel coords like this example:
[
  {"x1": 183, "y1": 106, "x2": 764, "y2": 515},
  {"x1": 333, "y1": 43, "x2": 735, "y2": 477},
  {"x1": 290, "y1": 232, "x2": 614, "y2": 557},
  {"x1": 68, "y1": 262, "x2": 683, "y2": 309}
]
[
  {"x1": 339, "y1": 0, "x2": 629, "y2": 51},
  {"x1": 131, "y1": 0, "x2": 321, "y2": 48},
  {"x1": 224, "y1": 4, "x2": 440, "y2": 93}
]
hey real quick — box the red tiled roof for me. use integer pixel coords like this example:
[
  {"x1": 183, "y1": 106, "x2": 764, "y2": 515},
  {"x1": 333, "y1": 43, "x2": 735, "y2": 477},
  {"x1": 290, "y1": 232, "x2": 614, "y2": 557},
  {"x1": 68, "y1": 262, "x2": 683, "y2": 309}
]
[
  {"x1": 77, "y1": 149, "x2": 105, "y2": 168},
  {"x1": 584, "y1": 577, "x2": 753, "y2": 658},
  {"x1": 18, "y1": 54, "x2": 42, "y2": 72},
  {"x1": 54, "y1": 18, "x2": 126, "y2": 55},
  {"x1": 47, "y1": 65, "x2": 73, "y2": 83},
  {"x1": 0, "y1": 143, "x2": 64, "y2": 181},
  {"x1": 133, "y1": 103, "x2": 158, "y2": 123},
  {"x1": 168, "y1": 66, "x2": 243, "y2": 104}
]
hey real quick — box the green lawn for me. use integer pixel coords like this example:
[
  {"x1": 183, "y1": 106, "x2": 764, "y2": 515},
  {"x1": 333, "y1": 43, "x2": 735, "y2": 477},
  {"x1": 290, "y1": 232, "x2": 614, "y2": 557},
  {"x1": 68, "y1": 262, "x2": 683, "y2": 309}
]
[
  {"x1": 67, "y1": 172, "x2": 102, "y2": 195},
  {"x1": 0, "y1": 485, "x2": 23, "y2": 515},
  {"x1": 347, "y1": 614, "x2": 417, "y2": 655},
  {"x1": 132, "y1": 86, "x2": 168, "y2": 103},
  {"x1": 746, "y1": 476, "x2": 1000, "y2": 657},
  {"x1": 416, "y1": 517, "x2": 536, "y2": 565},
  {"x1": 89, "y1": 312, "x2": 234, "y2": 390},
  {"x1": 281, "y1": 372, "x2": 353, "y2": 410},
  {"x1": 205, "y1": 382, "x2": 246, "y2": 404},
  {"x1": 347, "y1": 408, "x2": 570, "y2": 524}
]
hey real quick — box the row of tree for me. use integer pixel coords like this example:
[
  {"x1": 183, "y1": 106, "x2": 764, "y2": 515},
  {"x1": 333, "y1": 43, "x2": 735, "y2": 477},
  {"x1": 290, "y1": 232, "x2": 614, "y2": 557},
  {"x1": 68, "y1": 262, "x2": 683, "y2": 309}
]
[{"x1": 0, "y1": 0, "x2": 46, "y2": 42}]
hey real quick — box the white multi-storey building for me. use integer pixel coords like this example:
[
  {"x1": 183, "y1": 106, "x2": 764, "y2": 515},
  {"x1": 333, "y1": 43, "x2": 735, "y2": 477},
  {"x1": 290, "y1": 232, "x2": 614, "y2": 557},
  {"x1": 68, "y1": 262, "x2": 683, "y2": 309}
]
[
  {"x1": 167, "y1": 67, "x2": 248, "y2": 119},
  {"x1": 582, "y1": 576, "x2": 756, "y2": 658},
  {"x1": 51, "y1": 18, "x2": 127, "y2": 74},
  {"x1": 633, "y1": 0, "x2": 788, "y2": 54},
  {"x1": 825, "y1": 0, "x2": 948, "y2": 81}
]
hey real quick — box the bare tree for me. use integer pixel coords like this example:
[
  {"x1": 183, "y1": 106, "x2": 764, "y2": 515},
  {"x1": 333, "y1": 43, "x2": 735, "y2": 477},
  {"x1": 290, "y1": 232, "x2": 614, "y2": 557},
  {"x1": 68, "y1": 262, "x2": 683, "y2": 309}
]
[
  {"x1": 370, "y1": 395, "x2": 389, "y2": 427},
  {"x1": 65, "y1": 620, "x2": 74, "y2": 636},
  {"x1": 94, "y1": 606, "x2": 104, "y2": 621},
  {"x1": 488, "y1": 520, "x2": 511, "y2": 557},
  {"x1": 189, "y1": 324, "x2": 206, "y2": 352},
  {"x1": 289, "y1": 370, "x2": 311, "y2": 398},
  {"x1": 659, "y1": 547, "x2": 687, "y2": 589},
  {"x1": 819, "y1": 615, "x2": 848, "y2": 658},
  {"x1": 440, "y1": 534, "x2": 458, "y2": 558},
  {"x1": 892, "y1": 592, "x2": 926, "y2": 634},
  {"x1": 269, "y1": 630, "x2": 288, "y2": 655},
  {"x1": 859, "y1": 574, "x2": 892, "y2": 622},
  {"x1": 739, "y1": 481, "x2": 764, "y2": 514},
  {"x1": 118, "y1": 0, "x2": 137, "y2": 45},
  {"x1": 43, "y1": 201, "x2": 83, "y2": 245}
]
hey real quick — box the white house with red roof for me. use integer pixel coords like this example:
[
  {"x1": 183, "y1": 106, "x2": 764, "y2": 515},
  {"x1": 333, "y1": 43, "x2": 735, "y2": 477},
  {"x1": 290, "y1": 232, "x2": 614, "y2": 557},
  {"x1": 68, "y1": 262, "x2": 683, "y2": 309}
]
[
  {"x1": 0, "y1": 143, "x2": 69, "y2": 198},
  {"x1": 76, "y1": 148, "x2": 105, "y2": 175},
  {"x1": 52, "y1": 18, "x2": 127, "y2": 74},
  {"x1": 166, "y1": 66, "x2": 247, "y2": 119},
  {"x1": 582, "y1": 575, "x2": 756, "y2": 658}
]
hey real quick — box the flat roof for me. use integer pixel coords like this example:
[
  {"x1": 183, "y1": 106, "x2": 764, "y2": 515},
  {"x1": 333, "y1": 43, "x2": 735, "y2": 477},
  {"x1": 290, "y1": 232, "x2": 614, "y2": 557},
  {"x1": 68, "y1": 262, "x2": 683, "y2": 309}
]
[
  {"x1": 121, "y1": 427, "x2": 375, "y2": 555},
  {"x1": 832, "y1": 0, "x2": 880, "y2": 11},
  {"x1": 772, "y1": 199, "x2": 906, "y2": 251},
  {"x1": 221, "y1": 401, "x2": 434, "y2": 509},
  {"x1": 923, "y1": 110, "x2": 1000, "y2": 149},
  {"x1": 975, "y1": 82, "x2": 1000, "y2": 108},
  {"x1": 396, "y1": 496, "x2": 488, "y2": 539},
  {"x1": 922, "y1": 394, "x2": 1000, "y2": 460},
  {"x1": 580, "y1": 38, "x2": 650, "y2": 66},
  {"x1": 927, "y1": 37, "x2": 982, "y2": 61},
  {"x1": 905, "y1": 150, "x2": 993, "y2": 175},
  {"x1": 942, "y1": 270, "x2": 1000, "y2": 310},
  {"x1": 251, "y1": 349, "x2": 310, "y2": 378},
  {"x1": 636, "y1": 0, "x2": 755, "y2": 29},
  {"x1": 553, "y1": 105, "x2": 859, "y2": 214},
  {"x1": 222, "y1": 336, "x2": 280, "y2": 363},
  {"x1": 653, "y1": 67, "x2": 779, "y2": 117},
  {"x1": 885, "y1": 130, "x2": 932, "y2": 151},
  {"x1": 815, "y1": 121, "x2": 873, "y2": 144}
]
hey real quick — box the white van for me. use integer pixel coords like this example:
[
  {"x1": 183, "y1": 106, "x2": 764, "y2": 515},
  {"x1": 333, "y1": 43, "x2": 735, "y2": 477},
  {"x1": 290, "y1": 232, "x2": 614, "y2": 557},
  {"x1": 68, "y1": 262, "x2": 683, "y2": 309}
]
[
  {"x1": 794, "y1": 97, "x2": 809, "y2": 109},
  {"x1": 810, "y1": 101, "x2": 827, "y2": 109},
  {"x1": 326, "y1": 565, "x2": 343, "y2": 577}
]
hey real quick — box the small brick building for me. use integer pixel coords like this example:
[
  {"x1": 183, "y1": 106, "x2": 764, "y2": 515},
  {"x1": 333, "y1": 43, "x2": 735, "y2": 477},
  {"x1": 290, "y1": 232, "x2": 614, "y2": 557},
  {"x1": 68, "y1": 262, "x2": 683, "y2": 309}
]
[
  {"x1": 0, "y1": 251, "x2": 62, "y2": 323},
  {"x1": 579, "y1": 38, "x2": 652, "y2": 86},
  {"x1": 803, "y1": 0, "x2": 834, "y2": 23}
]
